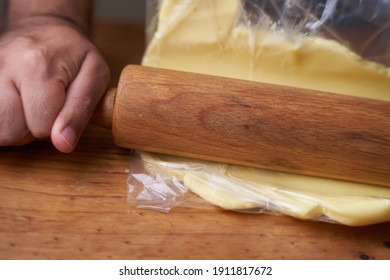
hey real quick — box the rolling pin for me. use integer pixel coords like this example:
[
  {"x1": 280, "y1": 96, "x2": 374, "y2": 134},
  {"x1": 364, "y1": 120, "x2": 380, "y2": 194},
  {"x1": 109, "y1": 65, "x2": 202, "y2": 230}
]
[{"x1": 92, "y1": 65, "x2": 390, "y2": 187}]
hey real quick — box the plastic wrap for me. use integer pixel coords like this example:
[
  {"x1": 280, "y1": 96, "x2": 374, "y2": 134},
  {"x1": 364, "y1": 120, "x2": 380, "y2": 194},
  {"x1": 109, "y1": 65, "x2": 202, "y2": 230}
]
[
  {"x1": 240, "y1": 0, "x2": 390, "y2": 65},
  {"x1": 145, "y1": 0, "x2": 390, "y2": 66},
  {"x1": 127, "y1": 0, "x2": 390, "y2": 226},
  {"x1": 128, "y1": 151, "x2": 390, "y2": 226}
]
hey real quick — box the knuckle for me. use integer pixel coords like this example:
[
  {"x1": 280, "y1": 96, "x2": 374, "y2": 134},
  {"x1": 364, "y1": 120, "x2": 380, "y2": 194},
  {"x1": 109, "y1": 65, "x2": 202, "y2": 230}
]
[
  {"x1": 100, "y1": 63, "x2": 111, "y2": 84},
  {"x1": 88, "y1": 50, "x2": 111, "y2": 83},
  {"x1": 96, "y1": 55, "x2": 111, "y2": 77},
  {"x1": 23, "y1": 47, "x2": 47, "y2": 65},
  {"x1": 21, "y1": 47, "x2": 49, "y2": 75},
  {"x1": 71, "y1": 96, "x2": 94, "y2": 116}
]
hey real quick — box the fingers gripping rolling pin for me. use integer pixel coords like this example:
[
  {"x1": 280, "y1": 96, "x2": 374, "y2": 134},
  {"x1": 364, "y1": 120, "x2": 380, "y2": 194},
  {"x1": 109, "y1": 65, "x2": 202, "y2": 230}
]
[{"x1": 92, "y1": 65, "x2": 390, "y2": 187}]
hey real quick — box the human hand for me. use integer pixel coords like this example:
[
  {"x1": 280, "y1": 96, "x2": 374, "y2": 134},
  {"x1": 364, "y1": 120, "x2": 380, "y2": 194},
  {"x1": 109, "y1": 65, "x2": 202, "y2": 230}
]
[{"x1": 0, "y1": 16, "x2": 110, "y2": 152}]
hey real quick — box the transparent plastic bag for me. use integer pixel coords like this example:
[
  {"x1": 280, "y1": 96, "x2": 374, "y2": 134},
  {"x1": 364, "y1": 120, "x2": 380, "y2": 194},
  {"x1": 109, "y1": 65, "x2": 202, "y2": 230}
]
[
  {"x1": 241, "y1": 0, "x2": 390, "y2": 65},
  {"x1": 128, "y1": 151, "x2": 390, "y2": 226},
  {"x1": 127, "y1": 0, "x2": 390, "y2": 226},
  {"x1": 145, "y1": 0, "x2": 389, "y2": 66},
  {"x1": 142, "y1": 0, "x2": 389, "y2": 100},
  {"x1": 127, "y1": 151, "x2": 215, "y2": 212}
]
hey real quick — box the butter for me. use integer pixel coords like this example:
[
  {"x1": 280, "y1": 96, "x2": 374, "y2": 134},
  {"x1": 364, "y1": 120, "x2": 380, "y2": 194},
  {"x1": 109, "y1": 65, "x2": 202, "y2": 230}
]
[
  {"x1": 140, "y1": 152, "x2": 390, "y2": 226},
  {"x1": 143, "y1": 0, "x2": 390, "y2": 100},
  {"x1": 141, "y1": 0, "x2": 390, "y2": 225}
]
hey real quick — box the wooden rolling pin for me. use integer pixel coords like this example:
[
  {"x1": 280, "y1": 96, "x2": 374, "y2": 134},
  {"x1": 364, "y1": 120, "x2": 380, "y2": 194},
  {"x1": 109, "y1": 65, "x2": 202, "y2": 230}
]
[{"x1": 92, "y1": 65, "x2": 390, "y2": 187}]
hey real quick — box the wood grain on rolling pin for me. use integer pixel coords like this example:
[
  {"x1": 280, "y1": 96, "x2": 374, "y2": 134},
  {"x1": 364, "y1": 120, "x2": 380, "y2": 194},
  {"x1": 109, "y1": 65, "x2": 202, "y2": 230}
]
[{"x1": 97, "y1": 65, "x2": 390, "y2": 187}]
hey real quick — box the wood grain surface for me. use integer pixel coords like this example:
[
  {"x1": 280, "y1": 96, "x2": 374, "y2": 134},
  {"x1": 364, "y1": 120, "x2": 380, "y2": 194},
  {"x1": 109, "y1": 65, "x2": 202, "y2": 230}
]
[{"x1": 0, "y1": 22, "x2": 389, "y2": 260}]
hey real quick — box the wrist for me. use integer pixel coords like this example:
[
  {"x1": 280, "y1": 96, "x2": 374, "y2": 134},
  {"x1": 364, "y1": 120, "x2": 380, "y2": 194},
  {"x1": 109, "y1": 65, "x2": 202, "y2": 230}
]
[
  {"x1": 6, "y1": 13, "x2": 91, "y2": 37},
  {"x1": 6, "y1": 0, "x2": 92, "y2": 36}
]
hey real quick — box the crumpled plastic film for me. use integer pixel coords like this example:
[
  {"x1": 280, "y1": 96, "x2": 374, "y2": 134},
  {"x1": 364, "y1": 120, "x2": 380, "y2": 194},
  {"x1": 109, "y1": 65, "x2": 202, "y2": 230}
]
[
  {"x1": 129, "y1": 151, "x2": 390, "y2": 226},
  {"x1": 127, "y1": 152, "x2": 217, "y2": 212},
  {"x1": 127, "y1": 0, "x2": 390, "y2": 226},
  {"x1": 241, "y1": 0, "x2": 390, "y2": 65}
]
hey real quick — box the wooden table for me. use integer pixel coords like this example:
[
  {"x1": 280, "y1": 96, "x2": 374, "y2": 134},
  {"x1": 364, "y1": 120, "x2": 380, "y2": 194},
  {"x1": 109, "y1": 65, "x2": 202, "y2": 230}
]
[{"x1": 0, "y1": 22, "x2": 389, "y2": 260}]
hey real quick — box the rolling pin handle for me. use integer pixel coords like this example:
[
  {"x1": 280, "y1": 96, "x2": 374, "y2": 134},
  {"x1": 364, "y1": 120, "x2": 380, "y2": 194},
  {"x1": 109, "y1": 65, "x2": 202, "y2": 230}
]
[{"x1": 91, "y1": 87, "x2": 117, "y2": 129}]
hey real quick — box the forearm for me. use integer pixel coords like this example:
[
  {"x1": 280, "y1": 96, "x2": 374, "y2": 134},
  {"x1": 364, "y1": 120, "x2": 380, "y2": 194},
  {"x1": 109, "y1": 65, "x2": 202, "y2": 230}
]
[{"x1": 7, "y1": 0, "x2": 93, "y2": 34}]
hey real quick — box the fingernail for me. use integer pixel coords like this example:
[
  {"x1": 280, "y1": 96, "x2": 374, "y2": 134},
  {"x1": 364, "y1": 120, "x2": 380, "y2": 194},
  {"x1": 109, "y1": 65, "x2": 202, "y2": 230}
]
[{"x1": 60, "y1": 125, "x2": 77, "y2": 150}]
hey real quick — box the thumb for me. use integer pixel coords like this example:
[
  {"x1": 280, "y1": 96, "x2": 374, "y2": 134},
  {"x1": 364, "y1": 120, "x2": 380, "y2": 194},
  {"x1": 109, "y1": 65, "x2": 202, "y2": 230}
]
[{"x1": 51, "y1": 52, "x2": 110, "y2": 153}]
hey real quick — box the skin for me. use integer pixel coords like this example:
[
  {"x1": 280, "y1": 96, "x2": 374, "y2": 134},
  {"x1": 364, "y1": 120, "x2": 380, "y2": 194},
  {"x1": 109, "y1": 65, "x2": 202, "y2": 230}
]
[{"x1": 0, "y1": 0, "x2": 110, "y2": 152}]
